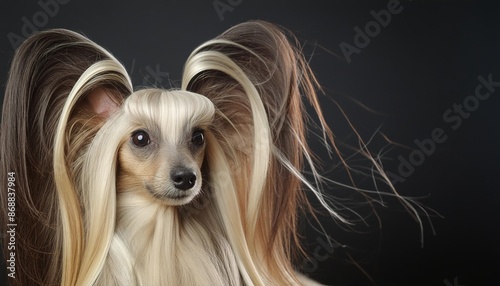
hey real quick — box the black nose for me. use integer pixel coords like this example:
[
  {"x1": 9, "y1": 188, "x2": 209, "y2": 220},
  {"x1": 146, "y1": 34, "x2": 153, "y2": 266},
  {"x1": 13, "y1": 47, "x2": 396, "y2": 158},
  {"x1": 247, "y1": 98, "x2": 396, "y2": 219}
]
[{"x1": 170, "y1": 167, "x2": 196, "y2": 191}]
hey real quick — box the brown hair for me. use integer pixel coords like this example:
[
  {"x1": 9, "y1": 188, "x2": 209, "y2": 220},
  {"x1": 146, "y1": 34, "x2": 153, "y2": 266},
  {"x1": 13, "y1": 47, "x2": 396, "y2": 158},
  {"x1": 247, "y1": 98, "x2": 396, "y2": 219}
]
[
  {"x1": 183, "y1": 20, "x2": 332, "y2": 284},
  {"x1": 0, "y1": 29, "x2": 128, "y2": 285}
]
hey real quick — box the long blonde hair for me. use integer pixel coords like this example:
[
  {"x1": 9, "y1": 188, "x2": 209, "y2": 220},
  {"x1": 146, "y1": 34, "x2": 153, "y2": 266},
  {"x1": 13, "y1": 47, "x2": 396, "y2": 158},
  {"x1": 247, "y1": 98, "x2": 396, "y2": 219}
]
[
  {"x1": 181, "y1": 20, "x2": 422, "y2": 284},
  {"x1": 53, "y1": 59, "x2": 132, "y2": 285},
  {"x1": 0, "y1": 29, "x2": 131, "y2": 285},
  {"x1": 182, "y1": 20, "x2": 342, "y2": 284}
]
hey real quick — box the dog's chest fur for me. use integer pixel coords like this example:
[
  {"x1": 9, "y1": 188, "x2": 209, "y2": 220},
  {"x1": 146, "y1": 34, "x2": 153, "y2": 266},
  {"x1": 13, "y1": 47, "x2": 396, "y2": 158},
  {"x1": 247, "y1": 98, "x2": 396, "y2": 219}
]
[{"x1": 97, "y1": 192, "x2": 242, "y2": 285}]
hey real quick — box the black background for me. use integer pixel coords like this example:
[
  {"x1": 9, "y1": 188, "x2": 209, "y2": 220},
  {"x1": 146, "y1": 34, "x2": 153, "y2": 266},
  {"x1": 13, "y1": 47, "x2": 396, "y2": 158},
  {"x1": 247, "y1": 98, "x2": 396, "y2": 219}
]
[{"x1": 1, "y1": 1, "x2": 499, "y2": 285}]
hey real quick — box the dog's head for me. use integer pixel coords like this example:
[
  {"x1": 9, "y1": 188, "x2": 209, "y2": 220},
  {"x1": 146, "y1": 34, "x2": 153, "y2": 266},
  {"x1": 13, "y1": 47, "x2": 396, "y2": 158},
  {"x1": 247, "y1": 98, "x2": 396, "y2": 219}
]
[{"x1": 101, "y1": 89, "x2": 215, "y2": 205}]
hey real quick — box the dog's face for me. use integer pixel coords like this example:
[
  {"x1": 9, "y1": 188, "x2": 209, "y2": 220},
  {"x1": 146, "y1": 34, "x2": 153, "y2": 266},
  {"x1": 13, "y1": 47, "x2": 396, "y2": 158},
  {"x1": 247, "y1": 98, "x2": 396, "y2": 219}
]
[{"x1": 115, "y1": 90, "x2": 214, "y2": 205}]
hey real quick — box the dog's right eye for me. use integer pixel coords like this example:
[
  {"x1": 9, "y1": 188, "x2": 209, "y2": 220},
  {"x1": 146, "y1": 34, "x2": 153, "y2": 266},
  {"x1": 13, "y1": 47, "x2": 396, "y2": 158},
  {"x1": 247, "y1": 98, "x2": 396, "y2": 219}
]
[
  {"x1": 131, "y1": 130, "x2": 150, "y2": 147},
  {"x1": 191, "y1": 129, "x2": 205, "y2": 146}
]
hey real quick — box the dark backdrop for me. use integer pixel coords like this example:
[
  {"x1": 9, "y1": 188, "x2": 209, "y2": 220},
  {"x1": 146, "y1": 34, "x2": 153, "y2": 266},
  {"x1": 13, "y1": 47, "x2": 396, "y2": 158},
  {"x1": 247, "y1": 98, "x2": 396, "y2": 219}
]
[{"x1": 1, "y1": 1, "x2": 499, "y2": 285}]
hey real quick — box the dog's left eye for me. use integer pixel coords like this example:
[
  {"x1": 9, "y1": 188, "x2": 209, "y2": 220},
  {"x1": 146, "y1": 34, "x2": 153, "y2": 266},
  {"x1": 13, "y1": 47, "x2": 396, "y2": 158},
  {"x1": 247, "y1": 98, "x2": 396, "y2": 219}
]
[
  {"x1": 131, "y1": 130, "x2": 151, "y2": 147},
  {"x1": 191, "y1": 130, "x2": 205, "y2": 146}
]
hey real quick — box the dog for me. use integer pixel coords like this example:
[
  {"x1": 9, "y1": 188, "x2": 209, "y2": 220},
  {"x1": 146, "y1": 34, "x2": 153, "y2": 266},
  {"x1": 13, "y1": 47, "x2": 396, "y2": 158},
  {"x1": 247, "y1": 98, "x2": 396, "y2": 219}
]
[
  {"x1": 72, "y1": 86, "x2": 240, "y2": 285},
  {"x1": 1, "y1": 21, "x2": 404, "y2": 285}
]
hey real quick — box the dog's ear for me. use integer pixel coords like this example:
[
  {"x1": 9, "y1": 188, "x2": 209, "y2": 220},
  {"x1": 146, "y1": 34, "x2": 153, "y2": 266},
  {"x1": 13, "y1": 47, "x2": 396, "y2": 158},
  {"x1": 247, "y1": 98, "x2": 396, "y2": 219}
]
[{"x1": 85, "y1": 88, "x2": 123, "y2": 117}]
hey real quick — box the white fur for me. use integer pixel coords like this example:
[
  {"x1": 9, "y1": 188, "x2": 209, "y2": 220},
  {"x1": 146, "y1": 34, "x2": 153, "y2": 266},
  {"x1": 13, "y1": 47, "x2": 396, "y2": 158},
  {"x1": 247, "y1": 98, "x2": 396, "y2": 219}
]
[{"x1": 78, "y1": 88, "x2": 243, "y2": 285}]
